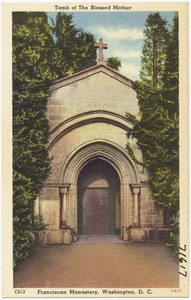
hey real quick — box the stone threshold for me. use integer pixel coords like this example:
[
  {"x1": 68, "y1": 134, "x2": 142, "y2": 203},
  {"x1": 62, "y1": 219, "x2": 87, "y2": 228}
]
[{"x1": 76, "y1": 235, "x2": 130, "y2": 244}]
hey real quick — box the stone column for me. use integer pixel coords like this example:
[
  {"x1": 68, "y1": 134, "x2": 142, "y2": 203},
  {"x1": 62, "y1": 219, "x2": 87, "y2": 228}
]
[
  {"x1": 59, "y1": 187, "x2": 68, "y2": 227},
  {"x1": 132, "y1": 187, "x2": 140, "y2": 226},
  {"x1": 34, "y1": 196, "x2": 40, "y2": 216},
  {"x1": 130, "y1": 185, "x2": 145, "y2": 242}
]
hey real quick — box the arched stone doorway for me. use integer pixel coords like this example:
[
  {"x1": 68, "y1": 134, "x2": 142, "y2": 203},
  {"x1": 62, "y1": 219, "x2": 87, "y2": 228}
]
[
  {"x1": 61, "y1": 140, "x2": 141, "y2": 239},
  {"x1": 77, "y1": 159, "x2": 120, "y2": 235}
]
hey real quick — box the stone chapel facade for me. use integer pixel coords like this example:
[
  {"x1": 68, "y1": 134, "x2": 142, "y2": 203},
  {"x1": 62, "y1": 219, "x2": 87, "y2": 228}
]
[{"x1": 34, "y1": 41, "x2": 166, "y2": 244}]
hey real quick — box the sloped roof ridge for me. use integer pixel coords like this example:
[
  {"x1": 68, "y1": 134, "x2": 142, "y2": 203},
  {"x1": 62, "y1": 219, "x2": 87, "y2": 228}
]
[{"x1": 50, "y1": 63, "x2": 134, "y2": 91}]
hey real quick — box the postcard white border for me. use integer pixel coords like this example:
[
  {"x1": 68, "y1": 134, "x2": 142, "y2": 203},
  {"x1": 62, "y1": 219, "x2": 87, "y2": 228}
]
[{"x1": 1, "y1": 1, "x2": 189, "y2": 298}]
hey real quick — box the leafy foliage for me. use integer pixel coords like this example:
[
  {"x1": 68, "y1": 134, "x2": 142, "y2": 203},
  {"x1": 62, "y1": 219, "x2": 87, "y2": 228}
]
[
  {"x1": 52, "y1": 12, "x2": 96, "y2": 78},
  {"x1": 166, "y1": 212, "x2": 179, "y2": 256},
  {"x1": 127, "y1": 13, "x2": 179, "y2": 247},
  {"x1": 140, "y1": 13, "x2": 169, "y2": 88},
  {"x1": 33, "y1": 215, "x2": 49, "y2": 231},
  {"x1": 106, "y1": 57, "x2": 121, "y2": 71},
  {"x1": 13, "y1": 12, "x2": 54, "y2": 265}
]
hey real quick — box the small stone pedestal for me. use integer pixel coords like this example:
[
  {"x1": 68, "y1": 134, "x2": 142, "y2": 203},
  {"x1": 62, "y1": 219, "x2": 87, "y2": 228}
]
[
  {"x1": 130, "y1": 226, "x2": 146, "y2": 242},
  {"x1": 70, "y1": 228, "x2": 77, "y2": 242},
  {"x1": 61, "y1": 229, "x2": 72, "y2": 244},
  {"x1": 42, "y1": 229, "x2": 72, "y2": 244},
  {"x1": 122, "y1": 225, "x2": 132, "y2": 241},
  {"x1": 43, "y1": 230, "x2": 62, "y2": 244}
]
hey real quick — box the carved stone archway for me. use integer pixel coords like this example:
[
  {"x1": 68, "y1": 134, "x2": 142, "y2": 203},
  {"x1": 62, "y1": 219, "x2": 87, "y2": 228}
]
[{"x1": 61, "y1": 139, "x2": 140, "y2": 238}]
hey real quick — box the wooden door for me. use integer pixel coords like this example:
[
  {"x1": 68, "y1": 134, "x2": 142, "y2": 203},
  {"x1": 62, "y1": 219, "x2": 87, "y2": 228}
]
[{"x1": 83, "y1": 188, "x2": 109, "y2": 235}]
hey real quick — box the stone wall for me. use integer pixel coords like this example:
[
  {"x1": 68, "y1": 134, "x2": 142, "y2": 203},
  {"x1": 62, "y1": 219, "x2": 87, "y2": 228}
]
[
  {"x1": 39, "y1": 187, "x2": 60, "y2": 230},
  {"x1": 139, "y1": 186, "x2": 164, "y2": 228},
  {"x1": 48, "y1": 72, "x2": 139, "y2": 131}
]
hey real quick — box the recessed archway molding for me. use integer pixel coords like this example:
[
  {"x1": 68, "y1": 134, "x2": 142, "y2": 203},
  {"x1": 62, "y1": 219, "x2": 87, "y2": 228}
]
[
  {"x1": 61, "y1": 139, "x2": 140, "y2": 185},
  {"x1": 48, "y1": 110, "x2": 134, "y2": 151}
]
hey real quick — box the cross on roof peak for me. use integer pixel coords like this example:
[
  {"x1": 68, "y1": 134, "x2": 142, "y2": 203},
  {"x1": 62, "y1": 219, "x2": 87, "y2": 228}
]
[{"x1": 94, "y1": 38, "x2": 108, "y2": 64}]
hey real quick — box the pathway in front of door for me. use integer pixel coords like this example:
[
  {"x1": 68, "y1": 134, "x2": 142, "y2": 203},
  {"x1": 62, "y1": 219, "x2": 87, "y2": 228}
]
[{"x1": 14, "y1": 242, "x2": 179, "y2": 288}]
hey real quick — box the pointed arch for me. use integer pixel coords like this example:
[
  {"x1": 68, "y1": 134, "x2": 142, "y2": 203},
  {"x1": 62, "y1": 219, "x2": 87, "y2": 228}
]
[{"x1": 61, "y1": 139, "x2": 140, "y2": 185}]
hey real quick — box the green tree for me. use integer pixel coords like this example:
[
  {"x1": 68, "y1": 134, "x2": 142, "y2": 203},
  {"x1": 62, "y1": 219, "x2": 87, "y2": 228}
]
[
  {"x1": 52, "y1": 12, "x2": 96, "y2": 78},
  {"x1": 159, "y1": 12, "x2": 179, "y2": 214},
  {"x1": 162, "y1": 12, "x2": 179, "y2": 114},
  {"x1": 13, "y1": 12, "x2": 54, "y2": 264},
  {"x1": 140, "y1": 13, "x2": 169, "y2": 88},
  {"x1": 106, "y1": 57, "x2": 121, "y2": 71},
  {"x1": 127, "y1": 13, "x2": 179, "y2": 221},
  {"x1": 161, "y1": 13, "x2": 179, "y2": 252}
]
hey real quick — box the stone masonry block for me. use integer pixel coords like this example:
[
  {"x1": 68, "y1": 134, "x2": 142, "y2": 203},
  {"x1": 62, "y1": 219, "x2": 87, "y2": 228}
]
[
  {"x1": 146, "y1": 208, "x2": 159, "y2": 215},
  {"x1": 61, "y1": 230, "x2": 72, "y2": 244},
  {"x1": 140, "y1": 202, "x2": 154, "y2": 209},
  {"x1": 130, "y1": 227, "x2": 146, "y2": 242},
  {"x1": 43, "y1": 230, "x2": 62, "y2": 244},
  {"x1": 139, "y1": 209, "x2": 147, "y2": 215}
]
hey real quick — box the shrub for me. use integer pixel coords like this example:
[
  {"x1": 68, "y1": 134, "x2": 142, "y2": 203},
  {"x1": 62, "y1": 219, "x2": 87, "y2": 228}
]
[{"x1": 167, "y1": 211, "x2": 179, "y2": 255}]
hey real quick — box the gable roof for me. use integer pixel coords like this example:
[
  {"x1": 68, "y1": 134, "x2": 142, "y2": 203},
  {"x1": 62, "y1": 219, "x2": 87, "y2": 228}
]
[{"x1": 50, "y1": 63, "x2": 134, "y2": 91}]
